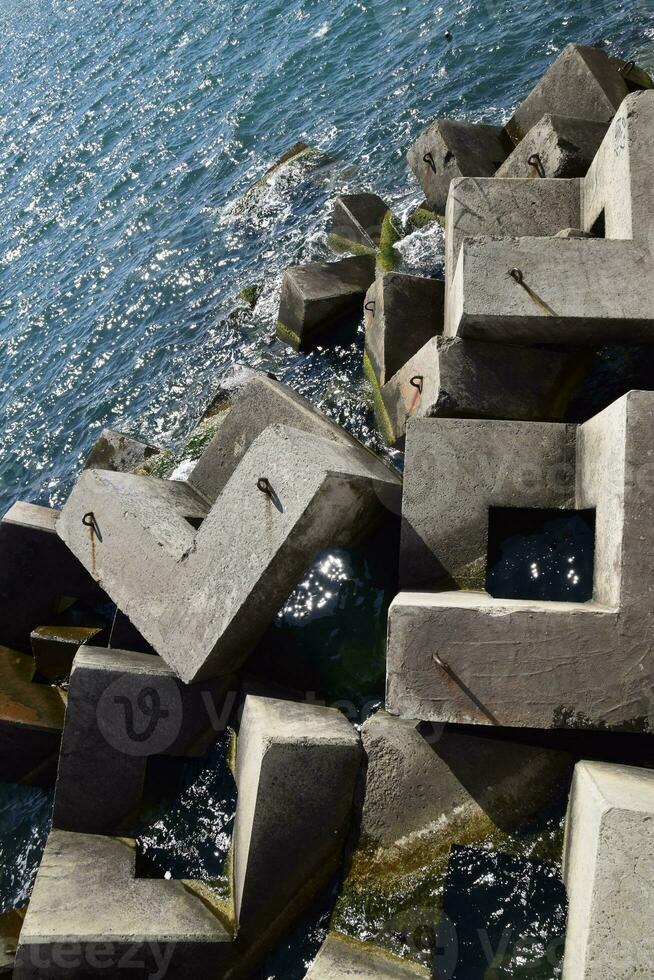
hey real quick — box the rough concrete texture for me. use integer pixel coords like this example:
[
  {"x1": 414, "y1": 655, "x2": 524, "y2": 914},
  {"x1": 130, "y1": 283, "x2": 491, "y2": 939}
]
[
  {"x1": 0, "y1": 502, "x2": 102, "y2": 653},
  {"x1": 330, "y1": 193, "x2": 389, "y2": 249},
  {"x1": 30, "y1": 624, "x2": 104, "y2": 681},
  {"x1": 379, "y1": 335, "x2": 586, "y2": 445},
  {"x1": 447, "y1": 93, "x2": 654, "y2": 344},
  {"x1": 360, "y1": 711, "x2": 573, "y2": 848},
  {"x1": 444, "y1": 175, "x2": 582, "y2": 301},
  {"x1": 505, "y1": 44, "x2": 628, "y2": 142},
  {"x1": 406, "y1": 118, "x2": 510, "y2": 214},
  {"x1": 189, "y1": 368, "x2": 368, "y2": 503},
  {"x1": 58, "y1": 424, "x2": 400, "y2": 682},
  {"x1": 305, "y1": 933, "x2": 430, "y2": 978},
  {"x1": 387, "y1": 390, "x2": 654, "y2": 731},
  {"x1": 83, "y1": 428, "x2": 161, "y2": 474},
  {"x1": 562, "y1": 761, "x2": 654, "y2": 978},
  {"x1": 364, "y1": 272, "x2": 444, "y2": 387},
  {"x1": 0, "y1": 645, "x2": 65, "y2": 784},
  {"x1": 496, "y1": 114, "x2": 609, "y2": 179},
  {"x1": 233, "y1": 696, "x2": 361, "y2": 947},
  {"x1": 277, "y1": 255, "x2": 376, "y2": 349},
  {"x1": 53, "y1": 647, "x2": 228, "y2": 834},
  {"x1": 13, "y1": 830, "x2": 231, "y2": 979}
]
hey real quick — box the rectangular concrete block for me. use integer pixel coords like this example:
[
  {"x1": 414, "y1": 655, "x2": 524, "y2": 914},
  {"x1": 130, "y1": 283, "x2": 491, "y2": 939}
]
[
  {"x1": 305, "y1": 933, "x2": 429, "y2": 978},
  {"x1": 496, "y1": 114, "x2": 609, "y2": 179},
  {"x1": 329, "y1": 192, "x2": 390, "y2": 249},
  {"x1": 407, "y1": 118, "x2": 510, "y2": 215},
  {"x1": 232, "y1": 696, "x2": 361, "y2": 948},
  {"x1": 562, "y1": 761, "x2": 654, "y2": 978},
  {"x1": 58, "y1": 422, "x2": 400, "y2": 682},
  {"x1": 505, "y1": 44, "x2": 628, "y2": 142},
  {"x1": 277, "y1": 255, "x2": 375, "y2": 349},
  {"x1": 13, "y1": 830, "x2": 231, "y2": 979},
  {"x1": 83, "y1": 428, "x2": 162, "y2": 474}
]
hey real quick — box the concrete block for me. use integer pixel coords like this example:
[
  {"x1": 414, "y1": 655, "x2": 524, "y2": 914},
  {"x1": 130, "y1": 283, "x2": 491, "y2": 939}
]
[
  {"x1": 30, "y1": 624, "x2": 105, "y2": 681},
  {"x1": 562, "y1": 761, "x2": 654, "y2": 978},
  {"x1": 496, "y1": 114, "x2": 609, "y2": 179},
  {"x1": 189, "y1": 367, "x2": 368, "y2": 503},
  {"x1": 58, "y1": 424, "x2": 400, "y2": 682},
  {"x1": 52, "y1": 647, "x2": 228, "y2": 834},
  {"x1": 83, "y1": 428, "x2": 162, "y2": 474},
  {"x1": 447, "y1": 93, "x2": 654, "y2": 344},
  {"x1": 387, "y1": 390, "x2": 654, "y2": 731},
  {"x1": 329, "y1": 193, "x2": 390, "y2": 250},
  {"x1": 0, "y1": 502, "x2": 102, "y2": 653},
  {"x1": 505, "y1": 44, "x2": 628, "y2": 142},
  {"x1": 305, "y1": 933, "x2": 429, "y2": 978},
  {"x1": 13, "y1": 829, "x2": 231, "y2": 979},
  {"x1": 0, "y1": 645, "x2": 65, "y2": 784},
  {"x1": 233, "y1": 695, "x2": 361, "y2": 949},
  {"x1": 378, "y1": 335, "x2": 586, "y2": 445},
  {"x1": 364, "y1": 273, "x2": 444, "y2": 387},
  {"x1": 610, "y1": 56, "x2": 654, "y2": 91},
  {"x1": 277, "y1": 255, "x2": 376, "y2": 349},
  {"x1": 406, "y1": 118, "x2": 510, "y2": 215},
  {"x1": 0, "y1": 909, "x2": 24, "y2": 977}
]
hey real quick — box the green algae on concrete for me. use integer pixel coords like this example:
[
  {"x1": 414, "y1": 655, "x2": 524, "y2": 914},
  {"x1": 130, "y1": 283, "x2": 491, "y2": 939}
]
[
  {"x1": 363, "y1": 350, "x2": 395, "y2": 446},
  {"x1": 406, "y1": 207, "x2": 444, "y2": 233},
  {"x1": 377, "y1": 212, "x2": 402, "y2": 272},
  {"x1": 238, "y1": 283, "x2": 262, "y2": 308},
  {"x1": 327, "y1": 233, "x2": 377, "y2": 258},
  {"x1": 276, "y1": 319, "x2": 303, "y2": 351}
]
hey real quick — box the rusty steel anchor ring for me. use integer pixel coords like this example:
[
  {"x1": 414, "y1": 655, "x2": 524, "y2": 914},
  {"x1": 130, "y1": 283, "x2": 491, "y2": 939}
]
[
  {"x1": 528, "y1": 153, "x2": 545, "y2": 178},
  {"x1": 257, "y1": 477, "x2": 273, "y2": 496},
  {"x1": 423, "y1": 152, "x2": 437, "y2": 174},
  {"x1": 409, "y1": 375, "x2": 424, "y2": 394}
]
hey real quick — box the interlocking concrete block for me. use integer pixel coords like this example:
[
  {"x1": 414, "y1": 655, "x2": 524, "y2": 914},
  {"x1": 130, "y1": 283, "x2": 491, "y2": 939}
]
[
  {"x1": 447, "y1": 93, "x2": 654, "y2": 343},
  {"x1": 58, "y1": 424, "x2": 400, "y2": 682},
  {"x1": 305, "y1": 933, "x2": 430, "y2": 978},
  {"x1": 407, "y1": 118, "x2": 510, "y2": 215},
  {"x1": 31, "y1": 624, "x2": 105, "y2": 681},
  {"x1": 13, "y1": 830, "x2": 231, "y2": 979},
  {"x1": 277, "y1": 255, "x2": 376, "y2": 349},
  {"x1": 189, "y1": 368, "x2": 366, "y2": 503},
  {"x1": 364, "y1": 272, "x2": 444, "y2": 388},
  {"x1": 562, "y1": 761, "x2": 654, "y2": 979},
  {"x1": 0, "y1": 645, "x2": 65, "y2": 784},
  {"x1": 0, "y1": 502, "x2": 102, "y2": 653},
  {"x1": 496, "y1": 114, "x2": 609, "y2": 179},
  {"x1": 83, "y1": 428, "x2": 162, "y2": 474},
  {"x1": 387, "y1": 390, "x2": 654, "y2": 731},
  {"x1": 233, "y1": 696, "x2": 361, "y2": 948},
  {"x1": 52, "y1": 647, "x2": 229, "y2": 834},
  {"x1": 505, "y1": 44, "x2": 628, "y2": 142},
  {"x1": 330, "y1": 193, "x2": 390, "y2": 250},
  {"x1": 379, "y1": 335, "x2": 585, "y2": 445}
]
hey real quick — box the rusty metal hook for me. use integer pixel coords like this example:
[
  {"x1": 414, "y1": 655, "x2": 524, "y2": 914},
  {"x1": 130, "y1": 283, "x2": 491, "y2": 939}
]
[
  {"x1": 409, "y1": 375, "x2": 424, "y2": 393},
  {"x1": 82, "y1": 512, "x2": 99, "y2": 536},
  {"x1": 509, "y1": 268, "x2": 524, "y2": 285},
  {"x1": 257, "y1": 477, "x2": 273, "y2": 496},
  {"x1": 423, "y1": 152, "x2": 437, "y2": 174},
  {"x1": 364, "y1": 300, "x2": 376, "y2": 313},
  {"x1": 528, "y1": 153, "x2": 545, "y2": 178},
  {"x1": 620, "y1": 60, "x2": 636, "y2": 76}
]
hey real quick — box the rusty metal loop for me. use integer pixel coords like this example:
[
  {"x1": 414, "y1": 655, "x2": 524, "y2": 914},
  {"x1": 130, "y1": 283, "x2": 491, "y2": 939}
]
[
  {"x1": 528, "y1": 153, "x2": 545, "y2": 178},
  {"x1": 620, "y1": 60, "x2": 636, "y2": 76},
  {"x1": 257, "y1": 477, "x2": 273, "y2": 496},
  {"x1": 409, "y1": 375, "x2": 424, "y2": 393},
  {"x1": 82, "y1": 512, "x2": 97, "y2": 529},
  {"x1": 423, "y1": 152, "x2": 437, "y2": 174},
  {"x1": 509, "y1": 268, "x2": 524, "y2": 285},
  {"x1": 364, "y1": 300, "x2": 376, "y2": 313}
]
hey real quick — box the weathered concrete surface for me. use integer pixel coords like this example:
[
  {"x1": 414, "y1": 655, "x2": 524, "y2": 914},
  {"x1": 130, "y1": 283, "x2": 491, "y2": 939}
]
[
  {"x1": 277, "y1": 255, "x2": 375, "y2": 349},
  {"x1": 58, "y1": 424, "x2": 400, "y2": 682},
  {"x1": 447, "y1": 93, "x2": 654, "y2": 344},
  {"x1": 83, "y1": 428, "x2": 162, "y2": 474},
  {"x1": 305, "y1": 933, "x2": 430, "y2": 978},
  {"x1": 444, "y1": 175, "x2": 582, "y2": 301},
  {"x1": 31, "y1": 624, "x2": 104, "y2": 681},
  {"x1": 233, "y1": 696, "x2": 361, "y2": 949},
  {"x1": 189, "y1": 368, "x2": 368, "y2": 503},
  {"x1": 406, "y1": 118, "x2": 510, "y2": 215},
  {"x1": 13, "y1": 830, "x2": 231, "y2": 979},
  {"x1": 496, "y1": 114, "x2": 609, "y2": 179},
  {"x1": 0, "y1": 645, "x2": 65, "y2": 784},
  {"x1": 364, "y1": 273, "x2": 443, "y2": 387},
  {"x1": 53, "y1": 647, "x2": 228, "y2": 834},
  {"x1": 0, "y1": 502, "x2": 102, "y2": 654},
  {"x1": 505, "y1": 44, "x2": 628, "y2": 142},
  {"x1": 330, "y1": 193, "x2": 389, "y2": 250},
  {"x1": 562, "y1": 761, "x2": 654, "y2": 978},
  {"x1": 387, "y1": 390, "x2": 654, "y2": 732},
  {"x1": 379, "y1": 335, "x2": 586, "y2": 445}
]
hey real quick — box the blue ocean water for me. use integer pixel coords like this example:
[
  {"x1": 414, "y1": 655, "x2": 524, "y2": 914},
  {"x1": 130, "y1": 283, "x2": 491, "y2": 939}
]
[{"x1": 1, "y1": 0, "x2": 654, "y2": 515}]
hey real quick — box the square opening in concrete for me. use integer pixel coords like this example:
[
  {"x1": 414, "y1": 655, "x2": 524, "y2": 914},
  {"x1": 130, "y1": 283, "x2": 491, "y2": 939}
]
[{"x1": 485, "y1": 507, "x2": 595, "y2": 602}]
